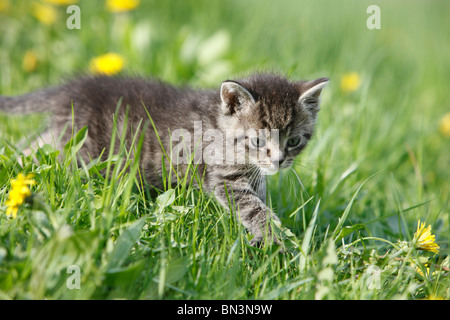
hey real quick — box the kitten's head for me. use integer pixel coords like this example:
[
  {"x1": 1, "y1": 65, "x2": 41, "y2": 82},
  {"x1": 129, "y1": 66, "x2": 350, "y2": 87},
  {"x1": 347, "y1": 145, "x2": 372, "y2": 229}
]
[{"x1": 220, "y1": 73, "x2": 328, "y2": 175}]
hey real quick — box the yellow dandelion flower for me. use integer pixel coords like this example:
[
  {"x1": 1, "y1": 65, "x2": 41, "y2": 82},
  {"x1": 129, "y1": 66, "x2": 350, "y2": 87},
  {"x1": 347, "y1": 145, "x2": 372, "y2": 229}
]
[
  {"x1": 22, "y1": 50, "x2": 38, "y2": 73},
  {"x1": 43, "y1": 0, "x2": 78, "y2": 5},
  {"x1": 414, "y1": 264, "x2": 435, "y2": 278},
  {"x1": 89, "y1": 53, "x2": 124, "y2": 75},
  {"x1": 415, "y1": 264, "x2": 446, "y2": 282},
  {"x1": 340, "y1": 72, "x2": 361, "y2": 93},
  {"x1": 4, "y1": 174, "x2": 36, "y2": 219},
  {"x1": 415, "y1": 265, "x2": 427, "y2": 277},
  {"x1": 413, "y1": 219, "x2": 440, "y2": 254},
  {"x1": 439, "y1": 113, "x2": 450, "y2": 138},
  {"x1": 106, "y1": 0, "x2": 140, "y2": 13},
  {"x1": 31, "y1": 2, "x2": 58, "y2": 26},
  {"x1": 0, "y1": 0, "x2": 10, "y2": 13}
]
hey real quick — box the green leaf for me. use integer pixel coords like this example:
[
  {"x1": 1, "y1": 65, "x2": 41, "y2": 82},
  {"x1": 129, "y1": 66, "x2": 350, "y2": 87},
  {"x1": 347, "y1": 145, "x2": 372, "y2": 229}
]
[
  {"x1": 107, "y1": 218, "x2": 146, "y2": 270},
  {"x1": 104, "y1": 260, "x2": 146, "y2": 286},
  {"x1": 35, "y1": 164, "x2": 52, "y2": 174},
  {"x1": 35, "y1": 144, "x2": 60, "y2": 164},
  {"x1": 0, "y1": 247, "x2": 7, "y2": 265},
  {"x1": 302, "y1": 199, "x2": 320, "y2": 256},
  {"x1": 156, "y1": 189, "x2": 176, "y2": 210},
  {"x1": 64, "y1": 126, "x2": 88, "y2": 155},
  {"x1": 164, "y1": 256, "x2": 190, "y2": 284},
  {"x1": 331, "y1": 171, "x2": 381, "y2": 241},
  {"x1": 322, "y1": 239, "x2": 338, "y2": 266},
  {"x1": 334, "y1": 224, "x2": 365, "y2": 243},
  {"x1": 299, "y1": 199, "x2": 321, "y2": 271},
  {"x1": 28, "y1": 210, "x2": 53, "y2": 239}
]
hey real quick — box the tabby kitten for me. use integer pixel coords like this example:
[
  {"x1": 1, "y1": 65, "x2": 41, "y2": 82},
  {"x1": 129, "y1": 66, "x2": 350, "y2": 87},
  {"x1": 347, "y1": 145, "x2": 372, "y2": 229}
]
[{"x1": 0, "y1": 73, "x2": 328, "y2": 245}]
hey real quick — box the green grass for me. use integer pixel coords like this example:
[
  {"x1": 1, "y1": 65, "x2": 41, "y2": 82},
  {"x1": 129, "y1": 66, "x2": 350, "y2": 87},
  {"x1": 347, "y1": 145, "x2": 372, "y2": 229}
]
[{"x1": 0, "y1": 0, "x2": 449, "y2": 300}]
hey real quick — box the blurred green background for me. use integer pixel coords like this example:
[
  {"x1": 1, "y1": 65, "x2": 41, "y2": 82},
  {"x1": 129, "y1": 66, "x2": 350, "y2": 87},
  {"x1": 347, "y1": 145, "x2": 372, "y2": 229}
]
[
  {"x1": 1, "y1": 0, "x2": 448, "y2": 238},
  {"x1": 2, "y1": 0, "x2": 448, "y2": 227},
  {"x1": 0, "y1": 0, "x2": 450, "y2": 241}
]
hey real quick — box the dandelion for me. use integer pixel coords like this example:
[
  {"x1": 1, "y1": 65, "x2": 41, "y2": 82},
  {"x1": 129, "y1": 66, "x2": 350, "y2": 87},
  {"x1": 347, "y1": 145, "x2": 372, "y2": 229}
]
[
  {"x1": 414, "y1": 264, "x2": 431, "y2": 278},
  {"x1": 22, "y1": 50, "x2": 38, "y2": 73},
  {"x1": 31, "y1": 2, "x2": 58, "y2": 26},
  {"x1": 413, "y1": 219, "x2": 440, "y2": 254},
  {"x1": 438, "y1": 113, "x2": 450, "y2": 138},
  {"x1": 4, "y1": 174, "x2": 36, "y2": 219},
  {"x1": 340, "y1": 72, "x2": 361, "y2": 93},
  {"x1": 89, "y1": 53, "x2": 124, "y2": 75},
  {"x1": 106, "y1": 0, "x2": 140, "y2": 13},
  {"x1": 0, "y1": 0, "x2": 10, "y2": 13}
]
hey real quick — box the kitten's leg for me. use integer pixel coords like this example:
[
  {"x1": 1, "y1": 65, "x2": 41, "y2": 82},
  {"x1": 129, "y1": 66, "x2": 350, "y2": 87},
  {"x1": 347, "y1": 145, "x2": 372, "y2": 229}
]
[
  {"x1": 15, "y1": 127, "x2": 60, "y2": 167},
  {"x1": 211, "y1": 177, "x2": 280, "y2": 246}
]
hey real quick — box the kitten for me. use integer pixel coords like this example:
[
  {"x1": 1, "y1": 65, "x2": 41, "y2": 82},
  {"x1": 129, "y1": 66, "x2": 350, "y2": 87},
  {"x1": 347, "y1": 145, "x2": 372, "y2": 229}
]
[{"x1": 0, "y1": 73, "x2": 328, "y2": 245}]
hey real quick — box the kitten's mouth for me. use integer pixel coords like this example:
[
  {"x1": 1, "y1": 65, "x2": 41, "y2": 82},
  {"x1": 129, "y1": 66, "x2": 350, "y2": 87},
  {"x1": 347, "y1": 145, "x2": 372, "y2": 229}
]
[
  {"x1": 258, "y1": 163, "x2": 281, "y2": 175},
  {"x1": 258, "y1": 160, "x2": 292, "y2": 175},
  {"x1": 261, "y1": 167, "x2": 279, "y2": 176}
]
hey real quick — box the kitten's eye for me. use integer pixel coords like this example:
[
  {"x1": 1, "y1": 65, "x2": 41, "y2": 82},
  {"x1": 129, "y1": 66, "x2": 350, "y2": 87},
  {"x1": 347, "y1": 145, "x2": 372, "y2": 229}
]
[
  {"x1": 287, "y1": 137, "x2": 301, "y2": 148},
  {"x1": 251, "y1": 137, "x2": 266, "y2": 148}
]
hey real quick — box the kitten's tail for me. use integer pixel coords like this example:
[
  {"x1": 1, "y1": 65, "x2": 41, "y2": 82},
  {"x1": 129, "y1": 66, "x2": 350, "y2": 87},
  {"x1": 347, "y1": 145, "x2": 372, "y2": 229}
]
[{"x1": 0, "y1": 87, "x2": 60, "y2": 114}]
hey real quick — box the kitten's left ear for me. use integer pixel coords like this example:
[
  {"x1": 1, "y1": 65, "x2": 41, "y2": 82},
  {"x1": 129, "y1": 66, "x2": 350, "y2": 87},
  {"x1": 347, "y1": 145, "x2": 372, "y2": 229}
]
[
  {"x1": 220, "y1": 80, "x2": 256, "y2": 115},
  {"x1": 298, "y1": 78, "x2": 329, "y2": 112}
]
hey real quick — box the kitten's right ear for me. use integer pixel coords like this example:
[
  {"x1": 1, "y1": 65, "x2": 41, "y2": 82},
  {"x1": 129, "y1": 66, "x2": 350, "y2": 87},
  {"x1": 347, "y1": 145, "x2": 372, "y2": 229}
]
[
  {"x1": 298, "y1": 78, "x2": 329, "y2": 112},
  {"x1": 220, "y1": 81, "x2": 256, "y2": 115}
]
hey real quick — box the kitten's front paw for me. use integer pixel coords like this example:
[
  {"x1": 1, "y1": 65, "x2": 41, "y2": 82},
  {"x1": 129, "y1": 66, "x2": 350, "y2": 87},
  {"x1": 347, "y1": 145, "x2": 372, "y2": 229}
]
[
  {"x1": 249, "y1": 235, "x2": 264, "y2": 248},
  {"x1": 249, "y1": 232, "x2": 281, "y2": 248},
  {"x1": 247, "y1": 213, "x2": 282, "y2": 248}
]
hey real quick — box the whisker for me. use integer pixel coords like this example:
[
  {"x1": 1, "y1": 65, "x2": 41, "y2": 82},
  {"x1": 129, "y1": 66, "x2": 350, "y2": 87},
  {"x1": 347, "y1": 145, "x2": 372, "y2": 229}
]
[
  {"x1": 255, "y1": 168, "x2": 263, "y2": 195},
  {"x1": 289, "y1": 119, "x2": 319, "y2": 136},
  {"x1": 293, "y1": 158, "x2": 315, "y2": 174},
  {"x1": 245, "y1": 165, "x2": 261, "y2": 196},
  {"x1": 284, "y1": 170, "x2": 293, "y2": 198},
  {"x1": 286, "y1": 169, "x2": 302, "y2": 204},
  {"x1": 290, "y1": 166, "x2": 310, "y2": 198}
]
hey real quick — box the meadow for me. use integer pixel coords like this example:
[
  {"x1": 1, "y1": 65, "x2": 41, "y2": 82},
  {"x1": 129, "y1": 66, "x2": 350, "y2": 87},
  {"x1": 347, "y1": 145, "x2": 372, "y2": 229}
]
[{"x1": 0, "y1": 0, "x2": 448, "y2": 300}]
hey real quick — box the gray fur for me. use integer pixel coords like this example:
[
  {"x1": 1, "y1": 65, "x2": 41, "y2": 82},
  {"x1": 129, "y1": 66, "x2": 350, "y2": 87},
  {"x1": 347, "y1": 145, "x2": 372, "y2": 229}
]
[{"x1": 0, "y1": 73, "x2": 328, "y2": 245}]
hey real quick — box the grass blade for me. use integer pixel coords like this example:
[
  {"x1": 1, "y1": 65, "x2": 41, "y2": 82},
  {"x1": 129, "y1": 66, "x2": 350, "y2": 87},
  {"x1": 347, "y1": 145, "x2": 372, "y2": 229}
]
[
  {"x1": 299, "y1": 198, "x2": 321, "y2": 271},
  {"x1": 331, "y1": 171, "x2": 382, "y2": 241}
]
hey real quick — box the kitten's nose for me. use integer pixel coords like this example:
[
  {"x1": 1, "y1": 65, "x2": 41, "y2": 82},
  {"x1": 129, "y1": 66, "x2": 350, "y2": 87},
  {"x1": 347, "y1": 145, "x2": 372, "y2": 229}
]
[{"x1": 268, "y1": 149, "x2": 284, "y2": 165}]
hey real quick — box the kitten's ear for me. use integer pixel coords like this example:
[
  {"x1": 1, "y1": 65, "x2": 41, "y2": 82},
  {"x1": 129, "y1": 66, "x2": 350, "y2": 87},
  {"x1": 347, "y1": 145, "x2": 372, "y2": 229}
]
[
  {"x1": 220, "y1": 80, "x2": 256, "y2": 115},
  {"x1": 298, "y1": 78, "x2": 329, "y2": 112}
]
